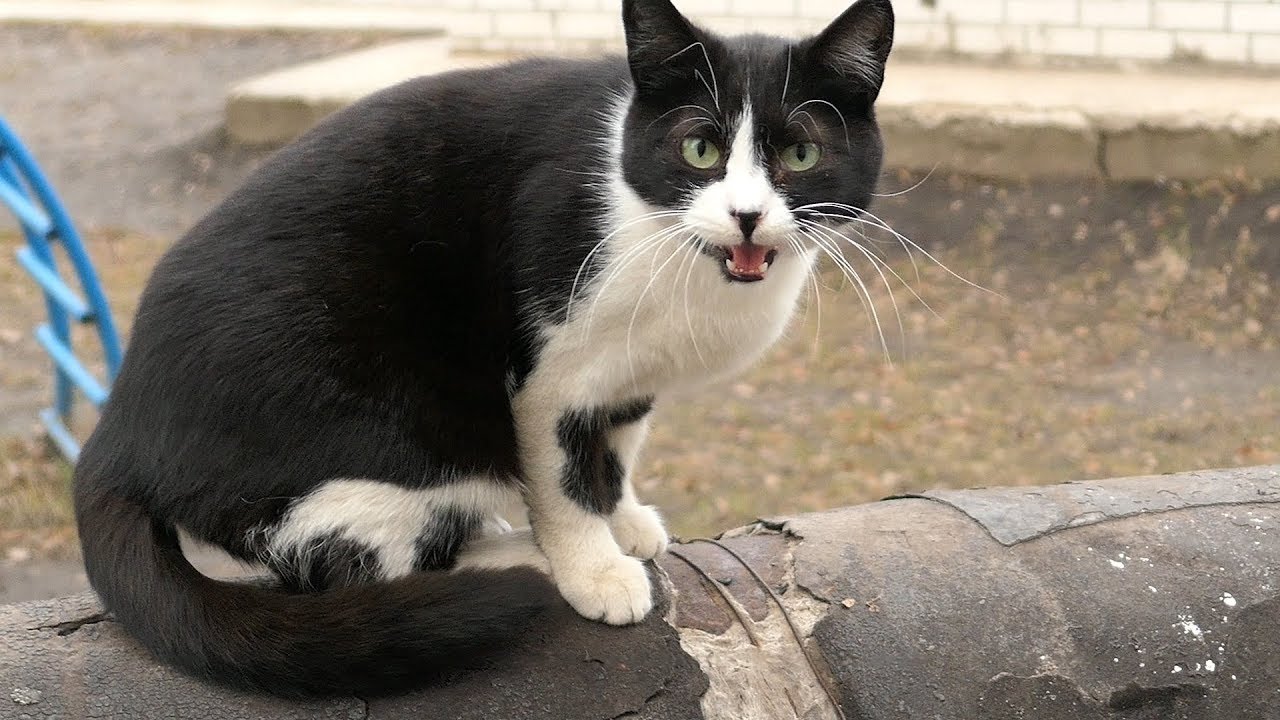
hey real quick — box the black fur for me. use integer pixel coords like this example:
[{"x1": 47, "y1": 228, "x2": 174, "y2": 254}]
[
  {"x1": 271, "y1": 532, "x2": 382, "y2": 592},
  {"x1": 621, "y1": 0, "x2": 891, "y2": 222},
  {"x1": 75, "y1": 491, "x2": 555, "y2": 697},
  {"x1": 72, "y1": 0, "x2": 894, "y2": 698},
  {"x1": 608, "y1": 396, "x2": 656, "y2": 426},
  {"x1": 414, "y1": 508, "x2": 483, "y2": 572},
  {"x1": 556, "y1": 398, "x2": 655, "y2": 514}
]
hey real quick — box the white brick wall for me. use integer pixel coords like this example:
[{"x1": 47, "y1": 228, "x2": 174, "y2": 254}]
[{"x1": 361, "y1": 0, "x2": 1280, "y2": 66}]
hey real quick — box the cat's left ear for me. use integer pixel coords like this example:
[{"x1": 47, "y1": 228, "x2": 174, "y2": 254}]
[
  {"x1": 622, "y1": 0, "x2": 703, "y2": 95},
  {"x1": 805, "y1": 0, "x2": 895, "y2": 95}
]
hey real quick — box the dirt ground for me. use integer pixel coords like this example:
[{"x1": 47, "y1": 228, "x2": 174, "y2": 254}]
[{"x1": 2, "y1": 25, "x2": 1278, "y2": 603}]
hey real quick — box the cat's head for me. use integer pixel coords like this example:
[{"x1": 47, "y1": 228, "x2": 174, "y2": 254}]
[{"x1": 618, "y1": 0, "x2": 893, "y2": 283}]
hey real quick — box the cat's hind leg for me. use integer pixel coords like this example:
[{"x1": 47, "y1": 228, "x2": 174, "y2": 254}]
[{"x1": 260, "y1": 478, "x2": 517, "y2": 592}]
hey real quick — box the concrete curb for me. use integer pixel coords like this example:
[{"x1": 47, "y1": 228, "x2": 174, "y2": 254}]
[
  {"x1": 3, "y1": 465, "x2": 1278, "y2": 718},
  {"x1": 0, "y1": 0, "x2": 453, "y2": 33},
  {"x1": 4, "y1": 1, "x2": 1278, "y2": 181},
  {"x1": 225, "y1": 37, "x2": 456, "y2": 146},
  {"x1": 224, "y1": 42, "x2": 1280, "y2": 181}
]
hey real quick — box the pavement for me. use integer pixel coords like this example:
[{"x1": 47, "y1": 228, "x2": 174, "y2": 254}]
[{"x1": 3, "y1": 0, "x2": 1279, "y2": 181}]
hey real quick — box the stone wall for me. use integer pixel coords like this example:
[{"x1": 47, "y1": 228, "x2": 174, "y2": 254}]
[{"x1": 341, "y1": 0, "x2": 1280, "y2": 65}]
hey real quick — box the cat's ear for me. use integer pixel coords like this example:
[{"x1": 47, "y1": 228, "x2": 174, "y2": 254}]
[
  {"x1": 622, "y1": 0, "x2": 703, "y2": 95},
  {"x1": 805, "y1": 0, "x2": 895, "y2": 94}
]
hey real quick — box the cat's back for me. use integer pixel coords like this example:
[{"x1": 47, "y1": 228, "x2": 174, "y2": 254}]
[{"x1": 113, "y1": 55, "x2": 634, "y2": 418}]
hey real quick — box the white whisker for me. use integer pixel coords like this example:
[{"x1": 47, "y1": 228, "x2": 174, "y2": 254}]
[
  {"x1": 787, "y1": 99, "x2": 850, "y2": 151},
  {"x1": 780, "y1": 48, "x2": 793, "y2": 109},
  {"x1": 625, "y1": 229, "x2": 697, "y2": 389},
  {"x1": 664, "y1": 41, "x2": 721, "y2": 112},
  {"x1": 567, "y1": 210, "x2": 686, "y2": 321},
  {"x1": 800, "y1": 228, "x2": 890, "y2": 361},
  {"x1": 801, "y1": 220, "x2": 907, "y2": 356},
  {"x1": 871, "y1": 165, "x2": 938, "y2": 198},
  {"x1": 800, "y1": 202, "x2": 1004, "y2": 299}
]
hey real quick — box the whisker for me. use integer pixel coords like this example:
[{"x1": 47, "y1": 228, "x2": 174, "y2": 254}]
[
  {"x1": 676, "y1": 236, "x2": 710, "y2": 370},
  {"x1": 787, "y1": 99, "x2": 850, "y2": 151},
  {"x1": 802, "y1": 217, "x2": 940, "y2": 321},
  {"x1": 798, "y1": 202, "x2": 1004, "y2": 299},
  {"x1": 625, "y1": 229, "x2": 698, "y2": 389},
  {"x1": 567, "y1": 210, "x2": 686, "y2": 320},
  {"x1": 647, "y1": 104, "x2": 724, "y2": 132},
  {"x1": 872, "y1": 165, "x2": 938, "y2": 198},
  {"x1": 582, "y1": 222, "x2": 692, "y2": 339},
  {"x1": 798, "y1": 220, "x2": 901, "y2": 356},
  {"x1": 787, "y1": 233, "x2": 823, "y2": 359},
  {"x1": 662, "y1": 42, "x2": 721, "y2": 113},
  {"x1": 800, "y1": 220, "x2": 908, "y2": 356},
  {"x1": 780, "y1": 48, "x2": 792, "y2": 109},
  {"x1": 799, "y1": 228, "x2": 890, "y2": 361}
]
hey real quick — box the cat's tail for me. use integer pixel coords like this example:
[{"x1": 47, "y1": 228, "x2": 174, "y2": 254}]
[{"x1": 75, "y1": 488, "x2": 557, "y2": 697}]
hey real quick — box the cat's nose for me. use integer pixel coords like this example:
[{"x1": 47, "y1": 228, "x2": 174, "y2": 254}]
[{"x1": 730, "y1": 210, "x2": 762, "y2": 239}]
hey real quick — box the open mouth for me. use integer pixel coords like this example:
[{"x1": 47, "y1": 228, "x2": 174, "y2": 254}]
[{"x1": 706, "y1": 243, "x2": 779, "y2": 283}]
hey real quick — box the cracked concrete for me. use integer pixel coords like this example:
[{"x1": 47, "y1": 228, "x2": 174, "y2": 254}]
[{"x1": 1, "y1": 466, "x2": 1277, "y2": 718}]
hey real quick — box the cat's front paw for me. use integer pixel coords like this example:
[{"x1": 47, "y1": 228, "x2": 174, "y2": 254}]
[
  {"x1": 554, "y1": 553, "x2": 653, "y2": 625},
  {"x1": 609, "y1": 503, "x2": 669, "y2": 560}
]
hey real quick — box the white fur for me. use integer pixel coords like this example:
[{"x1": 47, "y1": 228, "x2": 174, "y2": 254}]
[
  {"x1": 685, "y1": 106, "x2": 794, "y2": 249},
  {"x1": 266, "y1": 477, "x2": 519, "y2": 579},
  {"x1": 514, "y1": 96, "x2": 815, "y2": 625},
  {"x1": 265, "y1": 95, "x2": 815, "y2": 628},
  {"x1": 553, "y1": 98, "x2": 814, "y2": 403},
  {"x1": 454, "y1": 529, "x2": 552, "y2": 573}
]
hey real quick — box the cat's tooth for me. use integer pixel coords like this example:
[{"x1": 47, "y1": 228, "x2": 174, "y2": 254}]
[
  {"x1": 725, "y1": 258, "x2": 734, "y2": 270},
  {"x1": 760, "y1": 262, "x2": 770, "y2": 273}
]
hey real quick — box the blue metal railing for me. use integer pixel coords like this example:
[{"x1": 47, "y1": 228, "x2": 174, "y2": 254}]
[{"x1": 1, "y1": 115, "x2": 122, "y2": 461}]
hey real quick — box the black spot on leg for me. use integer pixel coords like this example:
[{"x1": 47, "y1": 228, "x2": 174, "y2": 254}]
[
  {"x1": 558, "y1": 397, "x2": 654, "y2": 515},
  {"x1": 414, "y1": 507, "x2": 482, "y2": 571},
  {"x1": 607, "y1": 396, "x2": 654, "y2": 426}
]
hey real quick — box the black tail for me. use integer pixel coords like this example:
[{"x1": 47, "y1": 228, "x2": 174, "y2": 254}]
[{"x1": 75, "y1": 489, "x2": 556, "y2": 697}]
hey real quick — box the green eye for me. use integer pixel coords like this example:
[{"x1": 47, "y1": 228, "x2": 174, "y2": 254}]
[
  {"x1": 680, "y1": 137, "x2": 721, "y2": 169},
  {"x1": 781, "y1": 142, "x2": 822, "y2": 172}
]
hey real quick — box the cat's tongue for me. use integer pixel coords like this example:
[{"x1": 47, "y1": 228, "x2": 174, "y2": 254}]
[{"x1": 727, "y1": 243, "x2": 772, "y2": 280}]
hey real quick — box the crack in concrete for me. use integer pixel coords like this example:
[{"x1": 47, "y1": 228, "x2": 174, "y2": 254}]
[
  {"x1": 34, "y1": 612, "x2": 110, "y2": 636},
  {"x1": 607, "y1": 673, "x2": 675, "y2": 720},
  {"x1": 904, "y1": 493, "x2": 1279, "y2": 547}
]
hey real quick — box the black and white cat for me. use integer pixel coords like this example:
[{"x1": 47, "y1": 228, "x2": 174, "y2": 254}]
[{"x1": 73, "y1": 0, "x2": 894, "y2": 697}]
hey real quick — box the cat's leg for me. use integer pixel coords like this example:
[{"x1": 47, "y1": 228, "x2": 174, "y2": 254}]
[
  {"x1": 514, "y1": 389, "x2": 654, "y2": 625},
  {"x1": 605, "y1": 407, "x2": 669, "y2": 560},
  {"x1": 261, "y1": 478, "x2": 512, "y2": 591}
]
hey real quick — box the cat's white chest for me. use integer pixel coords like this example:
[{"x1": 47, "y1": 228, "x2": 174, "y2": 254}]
[{"x1": 535, "y1": 232, "x2": 812, "y2": 406}]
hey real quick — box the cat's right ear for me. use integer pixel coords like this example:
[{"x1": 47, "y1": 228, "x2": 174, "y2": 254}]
[{"x1": 622, "y1": 0, "x2": 702, "y2": 95}]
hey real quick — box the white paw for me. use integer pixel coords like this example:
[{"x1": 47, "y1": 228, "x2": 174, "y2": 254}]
[
  {"x1": 609, "y1": 504, "x2": 669, "y2": 560},
  {"x1": 554, "y1": 553, "x2": 653, "y2": 625}
]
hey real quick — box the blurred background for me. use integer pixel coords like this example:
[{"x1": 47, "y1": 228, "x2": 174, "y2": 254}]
[{"x1": 1, "y1": 0, "x2": 1277, "y2": 602}]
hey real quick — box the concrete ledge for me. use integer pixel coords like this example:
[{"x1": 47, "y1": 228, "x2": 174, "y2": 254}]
[
  {"x1": 225, "y1": 37, "x2": 456, "y2": 146},
  {"x1": 2, "y1": 465, "x2": 1277, "y2": 718},
  {"x1": 1102, "y1": 118, "x2": 1280, "y2": 182},
  {"x1": 880, "y1": 105, "x2": 1102, "y2": 180},
  {"x1": 221, "y1": 45, "x2": 1280, "y2": 181},
  {"x1": 0, "y1": 0, "x2": 453, "y2": 33}
]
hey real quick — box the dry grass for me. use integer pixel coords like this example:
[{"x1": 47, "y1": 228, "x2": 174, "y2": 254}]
[{"x1": 2, "y1": 175, "x2": 1278, "y2": 554}]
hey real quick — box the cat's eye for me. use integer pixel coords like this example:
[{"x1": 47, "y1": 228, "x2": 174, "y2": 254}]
[
  {"x1": 781, "y1": 142, "x2": 822, "y2": 172},
  {"x1": 680, "y1": 137, "x2": 722, "y2": 169}
]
